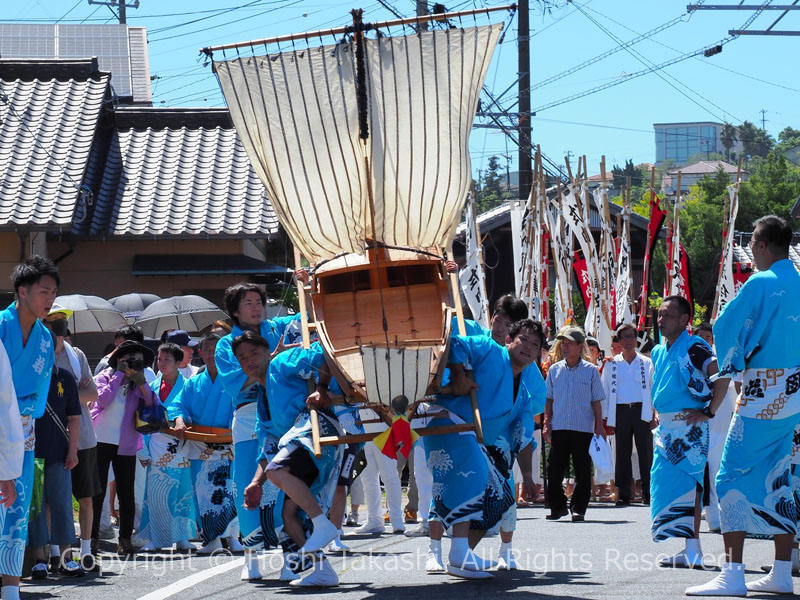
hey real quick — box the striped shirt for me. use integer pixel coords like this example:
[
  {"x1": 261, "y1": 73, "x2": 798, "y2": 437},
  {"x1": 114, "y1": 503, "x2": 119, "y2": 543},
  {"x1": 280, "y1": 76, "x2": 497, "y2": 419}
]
[{"x1": 546, "y1": 359, "x2": 605, "y2": 433}]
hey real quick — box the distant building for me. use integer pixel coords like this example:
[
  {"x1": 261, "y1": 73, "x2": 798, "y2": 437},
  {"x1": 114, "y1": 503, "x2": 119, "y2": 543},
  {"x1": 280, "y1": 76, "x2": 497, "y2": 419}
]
[
  {"x1": 654, "y1": 121, "x2": 743, "y2": 166},
  {"x1": 661, "y1": 160, "x2": 748, "y2": 196}
]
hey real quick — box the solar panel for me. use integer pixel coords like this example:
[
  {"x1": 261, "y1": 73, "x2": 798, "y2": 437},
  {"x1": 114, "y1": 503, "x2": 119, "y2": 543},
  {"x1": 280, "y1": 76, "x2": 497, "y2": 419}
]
[{"x1": 0, "y1": 23, "x2": 151, "y2": 103}]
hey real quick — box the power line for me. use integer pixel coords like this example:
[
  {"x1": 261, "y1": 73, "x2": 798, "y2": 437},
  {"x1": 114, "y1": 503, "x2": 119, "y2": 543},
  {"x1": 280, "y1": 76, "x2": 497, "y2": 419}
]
[
  {"x1": 532, "y1": 4, "x2": 699, "y2": 92},
  {"x1": 56, "y1": 0, "x2": 84, "y2": 24},
  {"x1": 148, "y1": 0, "x2": 281, "y2": 35},
  {"x1": 581, "y1": 2, "x2": 800, "y2": 95},
  {"x1": 570, "y1": 1, "x2": 739, "y2": 123}
]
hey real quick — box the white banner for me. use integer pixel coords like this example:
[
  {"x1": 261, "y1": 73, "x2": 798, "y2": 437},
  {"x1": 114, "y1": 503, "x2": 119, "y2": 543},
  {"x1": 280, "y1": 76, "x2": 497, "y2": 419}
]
[
  {"x1": 458, "y1": 197, "x2": 491, "y2": 329},
  {"x1": 510, "y1": 199, "x2": 525, "y2": 297},
  {"x1": 615, "y1": 203, "x2": 633, "y2": 324},
  {"x1": 668, "y1": 204, "x2": 685, "y2": 298},
  {"x1": 713, "y1": 186, "x2": 740, "y2": 319},
  {"x1": 545, "y1": 195, "x2": 573, "y2": 330},
  {"x1": 563, "y1": 185, "x2": 612, "y2": 351}
]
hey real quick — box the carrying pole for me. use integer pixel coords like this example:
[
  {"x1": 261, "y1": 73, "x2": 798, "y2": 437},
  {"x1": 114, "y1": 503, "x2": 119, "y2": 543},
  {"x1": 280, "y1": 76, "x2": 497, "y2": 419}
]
[
  {"x1": 448, "y1": 242, "x2": 484, "y2": 443},
  {"x1": 294, "y1": 246, "x2": 322, "y2": 458}
]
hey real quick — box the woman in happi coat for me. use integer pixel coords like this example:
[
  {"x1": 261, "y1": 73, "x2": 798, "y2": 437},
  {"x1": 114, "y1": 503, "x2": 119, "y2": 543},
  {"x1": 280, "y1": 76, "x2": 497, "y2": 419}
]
[{"x1": 136, "y1": 343, "x2": 196, "y2": 551}]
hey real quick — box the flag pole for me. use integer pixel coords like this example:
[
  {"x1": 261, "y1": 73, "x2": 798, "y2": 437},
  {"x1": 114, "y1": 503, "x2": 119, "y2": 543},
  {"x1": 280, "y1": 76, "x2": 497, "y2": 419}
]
[{"x1": 637, "y1": 166, "x2": 657, "y2": 331}]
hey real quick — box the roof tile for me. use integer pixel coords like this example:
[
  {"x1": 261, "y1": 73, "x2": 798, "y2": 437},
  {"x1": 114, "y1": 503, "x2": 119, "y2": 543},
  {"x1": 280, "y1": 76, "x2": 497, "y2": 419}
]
[{"x1": 0, "y1": 67, "x2": 109, "y2": 228}]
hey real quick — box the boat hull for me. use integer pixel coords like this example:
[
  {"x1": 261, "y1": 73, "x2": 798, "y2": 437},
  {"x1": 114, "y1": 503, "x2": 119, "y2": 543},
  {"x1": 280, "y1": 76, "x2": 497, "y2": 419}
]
[{"x1": 311, "y1": 248, "x2": 452, "y2": 404}]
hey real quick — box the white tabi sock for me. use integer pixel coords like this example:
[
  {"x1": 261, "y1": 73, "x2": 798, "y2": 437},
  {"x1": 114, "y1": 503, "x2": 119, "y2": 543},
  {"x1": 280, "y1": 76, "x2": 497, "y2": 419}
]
[
  {"x1": 746, "y1": 559, "x2": 793, "y2": 594},
  {"x1": 500, "y1": 541, "x2": 512, "y2": 554},
  {"x1": 311, "y1": 514, "x2": 328, "y2": 529},
  {"x1": 685, "y1": 561, "x2": 746, "y2": 596},
  {"x1": 50, "y1": 544, "x2": 61, "y2": 558},
  {"x1": 1, "y1": 585, "x2": 20, "y2": 600},
  {"x1": 80, "y1": 538, "x2": 92, "y2": 558},
  {"x1": 448, "y1": 537, "x2": 471, "y2": 568},
  {"x1": 429, "y1": 539, "x2": 442, "y2": 553},
  {"x1": 685, "y1": 538, "x2": 702, "y2": 562},
  {"x1": 245, "y1": 551, "x2": 259, "y2": 571}
]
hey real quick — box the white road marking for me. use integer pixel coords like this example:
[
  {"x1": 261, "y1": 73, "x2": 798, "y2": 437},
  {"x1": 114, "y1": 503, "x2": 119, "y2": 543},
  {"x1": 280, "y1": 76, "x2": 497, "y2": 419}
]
[{"x1": 136, "y1": 557, "x2": 244, "y2": 600}]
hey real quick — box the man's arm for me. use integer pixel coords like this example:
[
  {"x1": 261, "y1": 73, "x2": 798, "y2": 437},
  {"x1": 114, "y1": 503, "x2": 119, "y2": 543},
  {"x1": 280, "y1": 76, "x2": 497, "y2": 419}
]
[
  {"x1": 517, "y1": 443, "x2": 536, "y2": 500},
  {"x1": 77, "y1": 351, "x2": 98, "y2": 407},
  {"x1": 590, "y1": 368, "x2": 607, "y2": 438},
  {"x1": 592, "y1": 400, "x2": 606, "y2": 438},
  {"x1": 65, "y1": 414, "x2": 80, "y2": 470},
  {"x1": 543, "y1": 397, "x2": 554, "y2": 442},
  {"x1": 243, "y1": 459, "x2": 270, "y2": 509}
]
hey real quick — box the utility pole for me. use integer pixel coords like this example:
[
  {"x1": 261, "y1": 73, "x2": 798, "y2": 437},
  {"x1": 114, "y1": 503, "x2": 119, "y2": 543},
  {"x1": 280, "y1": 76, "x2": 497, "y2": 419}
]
[
  {"x1": 88, "y1": 0, "x2": 140, "y2": 25},
  {"x1": 759, "y1": 108, "x2": 767, "y2": 130},
  {"x1": 416, "y1": 1, "x2": 428, "y2": 30},
  {"x1": 518, "y1": 0, "x2": 532, "y2": 202}
]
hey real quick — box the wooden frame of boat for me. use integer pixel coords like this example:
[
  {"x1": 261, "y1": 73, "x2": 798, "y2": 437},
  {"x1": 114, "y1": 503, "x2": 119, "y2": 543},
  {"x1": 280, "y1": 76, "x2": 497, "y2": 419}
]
[{"x1": 296, "y1": 245, "x2": 484, "y2": 457}]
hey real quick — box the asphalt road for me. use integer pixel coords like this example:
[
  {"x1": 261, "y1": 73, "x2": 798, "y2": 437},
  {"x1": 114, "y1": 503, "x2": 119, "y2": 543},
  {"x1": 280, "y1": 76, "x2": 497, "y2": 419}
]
[{"x1": 22, "y1": 504, "x2": 783, "y2": 600}]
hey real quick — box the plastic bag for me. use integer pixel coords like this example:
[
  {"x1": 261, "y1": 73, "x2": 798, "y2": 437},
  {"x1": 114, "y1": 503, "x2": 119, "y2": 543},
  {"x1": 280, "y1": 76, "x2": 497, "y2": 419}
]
[{"x1": 589, "y1": 434, "x2": 614, "y2": 484}]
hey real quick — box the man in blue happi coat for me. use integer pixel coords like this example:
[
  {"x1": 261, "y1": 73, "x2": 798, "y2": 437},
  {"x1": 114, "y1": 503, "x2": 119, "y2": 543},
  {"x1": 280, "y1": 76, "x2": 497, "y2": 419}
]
[
  {"x1": 426, "y1": 318, "x2": 545, "y2": 579},
  {"x1": 687, "y1": 216, "x2": 800, "y2": 597},
  {"x1": 0, "y1": 256, "x2": 58, "y2": 600},
  {"x1": 649, "y1": 295, "x2": 718, "y2": 568},
  {"x1": 239, "y1": 332, "x2": 343, "y2": 587}
]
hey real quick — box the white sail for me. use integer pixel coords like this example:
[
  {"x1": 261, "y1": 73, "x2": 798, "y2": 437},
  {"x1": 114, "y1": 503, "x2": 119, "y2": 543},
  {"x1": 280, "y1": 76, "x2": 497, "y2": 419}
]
[{"x1": 213, "y1": 24, "x2": 503, "y2": 264}]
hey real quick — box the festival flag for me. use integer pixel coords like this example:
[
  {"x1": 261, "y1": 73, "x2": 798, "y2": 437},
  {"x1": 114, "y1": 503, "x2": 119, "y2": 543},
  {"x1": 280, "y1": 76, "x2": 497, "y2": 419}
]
[
  {"x1": 510, "y1": 198, "x2": 526, "y2": 296},
  {"x1": 541, "y1": 226, "x2": 551, "y2": 331},
  {"x1": 545, "y1": 193, "x2": 574, "y2": 330},
  {"x1": 732, "y1": 262, "x2": 752, "y2": 291},
  {"x1": 373, "y1": 415, "x2": 419, "y2": 460},
  {"x1": 636, "y1": 194, "x2": 667, "y2": 331},
  {"x1": 458, "y1": 196, "x2": 491, "y2": 329},
  {"x1": 616, "y1": 200, "x2": 633, "y2": 324},
  {"x1": 573, "y1": 251, "x2": 591, "y2": 310},
  {"x1": 562, "y1": 184, "x2": 612, "y2": 350},
  {"x1": 665, "y1": 214, "x2": 693, "y2": 311},
  {"x1": 592, "y1": 186, "x2": 617, "y2": 323},
  {"x1": 712, "y1": 183, "x2": 741, "y2": 320}
]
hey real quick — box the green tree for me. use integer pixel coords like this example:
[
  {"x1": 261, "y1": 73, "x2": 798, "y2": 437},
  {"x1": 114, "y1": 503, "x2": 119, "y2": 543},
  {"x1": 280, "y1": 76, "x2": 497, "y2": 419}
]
[
  {"x1": 736, "y1": 152, "x2": 800, "y2": 228},
  {"x1": 475, "y1": 155, "x2": 510, "y2": 214},
  {"x1": 611, "y1": 159, "x2": 642, "y2": 189},
  {"x1": 775, "y1": 126, "x2": 800, "y2": 154},
  {"x1": 721, "y1": 122, "x2": 737, "y2": 160},
  {"x1": 738, "y1": 120, "x2": 774, "y2": 159}
]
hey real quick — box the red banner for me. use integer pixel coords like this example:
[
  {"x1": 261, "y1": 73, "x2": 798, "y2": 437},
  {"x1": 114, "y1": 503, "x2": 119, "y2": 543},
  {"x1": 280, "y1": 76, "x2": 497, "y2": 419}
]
[
  {"x1": 637, "y1": 195, "x2": 668, "y2": 331},
  {"x1": 573, "y1": 251, "x2": 591, "y2": 311},
  {"x1": 732, "y1": 262, "x2": 752, "y2": 292}
]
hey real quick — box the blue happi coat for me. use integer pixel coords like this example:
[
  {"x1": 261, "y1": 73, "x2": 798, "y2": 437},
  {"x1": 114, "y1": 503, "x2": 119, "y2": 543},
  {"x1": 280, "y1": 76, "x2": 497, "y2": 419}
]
[
  {"x1": 215, "y1": 315, "x2": 297, "y2": 403},
  {"x1": 0, "y1": 303, "x2": 54, "y2": 418},
  {"x1": 168, "y1": 369, "x2": 234, "y2": 429},
  {"x1": 0, "y1": 302, "x2": 55, "y2": 576},
  {"x1": 713, "y1": 258, "x2": 800, "y2": 536}
]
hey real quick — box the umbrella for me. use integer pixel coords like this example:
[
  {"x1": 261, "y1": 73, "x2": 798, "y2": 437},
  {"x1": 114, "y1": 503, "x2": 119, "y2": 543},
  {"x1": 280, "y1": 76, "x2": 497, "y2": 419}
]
[
  {"x1": 109, "y1": 293, "x2": 162, "y2": 322},
  {"x1": 53, "y1": 294, "x2": 128, "y2": 333},
  {"x1": 134, "y1": 295, "x2": 228, "y2": 338}
]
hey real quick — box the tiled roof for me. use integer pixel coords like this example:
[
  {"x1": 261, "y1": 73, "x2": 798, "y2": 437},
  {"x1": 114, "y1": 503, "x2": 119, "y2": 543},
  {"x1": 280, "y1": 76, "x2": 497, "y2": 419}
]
[
  {"x1": 668, "y1": 160, "x2": 742, "y2": 175},
  {"x1": 734, "y1": 237, "x2": 800, "y2": 274},
  {"x1": 75, "y1": 107, "x2": 279, "y2": 238},
  {"x1": 0, "y1": 59, "x2": 110, "y2": 229}
]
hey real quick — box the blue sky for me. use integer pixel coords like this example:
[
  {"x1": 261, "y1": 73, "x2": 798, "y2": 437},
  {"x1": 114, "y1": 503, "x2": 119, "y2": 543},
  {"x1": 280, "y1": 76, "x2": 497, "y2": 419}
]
[{"x1": 5, "y1": 0, "x2": 798, "y2": 180}]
